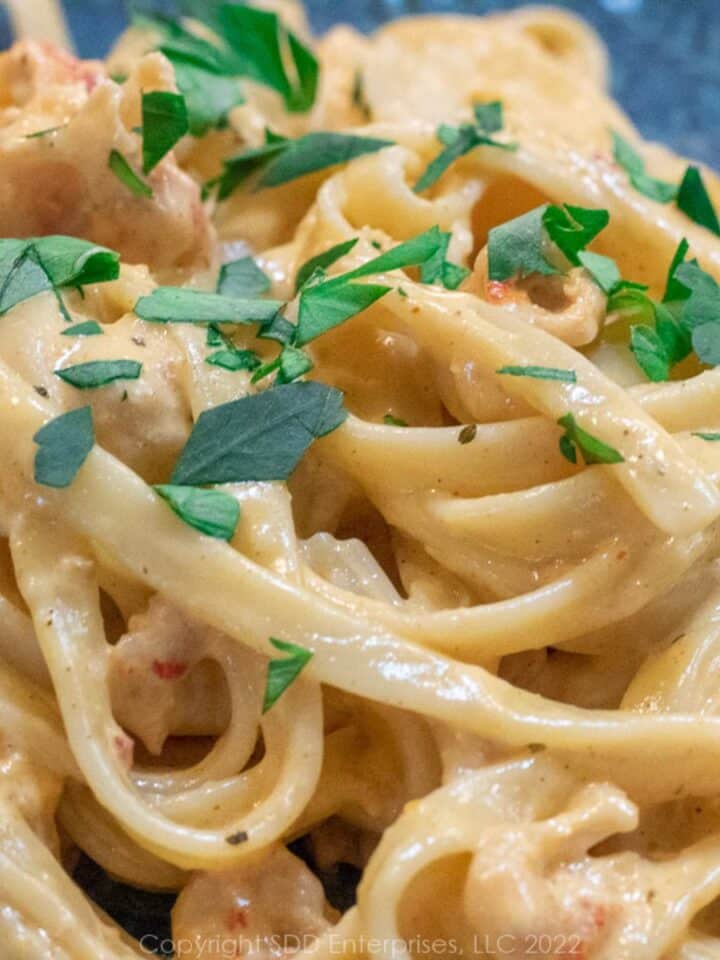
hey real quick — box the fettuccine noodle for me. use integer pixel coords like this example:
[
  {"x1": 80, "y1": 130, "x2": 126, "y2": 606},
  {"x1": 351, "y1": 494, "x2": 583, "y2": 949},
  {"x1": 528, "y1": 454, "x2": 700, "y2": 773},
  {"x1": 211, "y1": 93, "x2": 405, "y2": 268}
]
[{"x1": 2, "y1": 2, "x2": 720, "y2": 959}]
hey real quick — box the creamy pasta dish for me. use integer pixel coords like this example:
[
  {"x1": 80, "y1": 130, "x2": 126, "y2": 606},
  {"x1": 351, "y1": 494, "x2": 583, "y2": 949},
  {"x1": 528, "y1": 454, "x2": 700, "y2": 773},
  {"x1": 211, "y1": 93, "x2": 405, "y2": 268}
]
[{"x1": 4, "y1": 1, "x2": 720, "y2": 958}]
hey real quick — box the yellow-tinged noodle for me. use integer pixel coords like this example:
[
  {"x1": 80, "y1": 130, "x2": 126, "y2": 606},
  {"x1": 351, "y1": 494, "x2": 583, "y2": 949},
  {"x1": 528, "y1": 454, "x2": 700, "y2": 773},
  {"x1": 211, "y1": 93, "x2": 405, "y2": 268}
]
[{"x1": 4, "y1": 3, "x2": 720, "y2": 959}]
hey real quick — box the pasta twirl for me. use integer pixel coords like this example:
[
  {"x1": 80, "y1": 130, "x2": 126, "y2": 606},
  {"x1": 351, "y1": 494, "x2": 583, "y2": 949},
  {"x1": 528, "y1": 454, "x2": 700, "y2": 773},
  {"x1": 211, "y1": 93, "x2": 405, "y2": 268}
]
[{"x1": 1, "y1": 3, "x2": 720, "y2": 959}]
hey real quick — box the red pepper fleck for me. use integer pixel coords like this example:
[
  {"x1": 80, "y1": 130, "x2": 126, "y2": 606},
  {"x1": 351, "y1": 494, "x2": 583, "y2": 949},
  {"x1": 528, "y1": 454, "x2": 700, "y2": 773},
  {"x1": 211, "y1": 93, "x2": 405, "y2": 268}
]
[
  {"x1": 226, "y1": 908, "x2": 248, "y2": 931},
  {"x1": 152, "y1": 660, "x2": 188, "y2": 680},
  {"x1": 486, "y1": 279, "x2": 514, "y2": 302},
  {"x1": 113, "y1": 733, "x2": 134, "y2": 768}
]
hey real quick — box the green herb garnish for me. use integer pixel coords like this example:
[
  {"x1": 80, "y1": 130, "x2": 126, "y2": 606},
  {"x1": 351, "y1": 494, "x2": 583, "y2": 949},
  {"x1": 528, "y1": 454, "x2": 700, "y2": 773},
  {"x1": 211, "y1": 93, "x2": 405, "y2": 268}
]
[
  {"x1": 611, "y1": 131, "x2": 678, "y2": 203},
  {"x1": 217, "y1": 3, "x2": 319, "y2": 113},
  {"x1": 497, "y1": 365, "x2": 577, "y2": 382},
  {"x1": 557, "y1": 413, "x2": 624, "y2": 466},
  {"x1": 263, "y1": 638, "x2": 313, "y2": 712},
  {"x1": 154, "y1": 484, "x2": 240, "y2": 540},
  {"x1": 33, "y1": 406, "x2": 94, "y2": 488},
  {"x1": 213, "y1": 130, "x2": 394, "y2": 199},
  {"x1": 218, "y1": 256, "x2": 271, "y2": 297},
  {"x1": 295, "y1": 238, "x2": 358, "y2": 293},
  {"x1": 61, "y1": 321, "x2": 104, "y2": 336},
  {"x1": 419, "y1": 230, "x2": 470, "y2": 289},
  {"x1": 134, "y1": 288, "x2": 283, "y2": 326},
  {"x1": 692, "y1": 432, "x2": 720, "y2": 441},
  {"x1": 55, "y1": 359, "x2": 142, "y2": 389},
  {"x1": 414, "y1": 101, "x2": 516, "y2": 193},
  {"x1": 0, "y1": 237, "x2": 119, "y2": 317},
  {"x1": 206, "y1": 348, "x2": 262, "y2": 372},
  {"x1": 676, "y1": 166, "x2": 720, "y2": 236},
  {"x1": 488, "y1": 203, "x2": 609, "y2": 281},
  {"x1": 142, "y1": 91, "x2": 189, "y2": 173},
  {"x1": 108, "y1": 150, "x2": 153, "y2": 197},
  {"x1": 383, "y1": 413, "x2": 408, "y2": 426},
  {"x1": 171, "y1": 380, "x2": 346, "y2": 485}
]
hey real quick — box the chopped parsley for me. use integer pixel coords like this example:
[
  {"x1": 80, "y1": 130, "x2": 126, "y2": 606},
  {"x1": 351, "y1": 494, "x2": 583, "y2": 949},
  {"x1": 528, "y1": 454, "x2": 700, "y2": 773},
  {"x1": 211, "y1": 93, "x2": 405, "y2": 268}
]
[
  {"x1": 61, "y1": 321, "x2": 104, "y2": 337},
  {"x1": 212, "y1": 130, "x2": 394, "y2": 199},
  {"x1": 497, "y1": 365, "x2": 577, "y2": 382},
  {"x1": 557, "y1": 413, "x2": 624, "y2": 466},
  {"x1": 488, "y1": 203, "x2": 609, "y2": 281},
  {"x1": 383, "y1": 413, "x2": 408, "y2": 426},
  {"x1": 0, "y1": 237, "x2": 119, "y2": 317},
  {"x1": 33, "y1": 406, "x2": 95, "y2": 488},
  {"x1": 154, "y1": 484, "x2": 240, "y2": 540},
  {"x1": 295, "y1": 238, "x2": 358, "y2": 293},
  {"x1": 108, "y1": 150, "x2": 153, "y2": 198},
  {"x1": 693, "y1": 432, "x2": 720, "y2": 441},
  {"x1": 676, "y1": 167, "x2": 720, "y2": 236},
  {"x1": 611, "y1": 132, "x2": 677, "y2": 203},
  {"x1": 134, "y1": 288, "x2": 283, "y2": 326},
  {"x1": 217, "y1": 3, "x2": 319, "y2": 113},
  {"x1": 141, "y1": 91, "x2": 189, "y2": 173},
  {"x1": 206, "y1": 348, "x2": 261, "y2": 372},
  {"x1": 295, "y1": 227, "x2": 449, "y2": 345},
  {"x1": 171, "y1": 381, "x2": 346, "y2": 485},
  {"x1": 55, "y1": 359, "x2": 142, "y2": 389},
  {"x1": 458, "y1": 424, "x2": 477, "y2": 444},
  {"x1": 263, "y1": 638, "x2": 313, "y2": 712},
  {"x1": 612, "y1": 132, "x2": 720, "y2": 234},
  {"x1": 419, "y1": 230, "x2": 470, "y2": 289},
  {"x1": 218, "y1": 256, "x2": 271, "y2": 297},
  {"x1": 414, "y1": 101, "x2": 516, "y2": 193},
  {"x1": 141, "y1": 3, "x2": 319, "y2": 133}
]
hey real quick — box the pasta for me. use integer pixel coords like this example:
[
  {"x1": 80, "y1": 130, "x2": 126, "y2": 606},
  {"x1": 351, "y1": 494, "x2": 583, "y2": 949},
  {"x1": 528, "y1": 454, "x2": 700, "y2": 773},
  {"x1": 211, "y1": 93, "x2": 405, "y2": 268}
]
[{"x1": 3, "y1": 1, "x2": 720, "y2": 958}]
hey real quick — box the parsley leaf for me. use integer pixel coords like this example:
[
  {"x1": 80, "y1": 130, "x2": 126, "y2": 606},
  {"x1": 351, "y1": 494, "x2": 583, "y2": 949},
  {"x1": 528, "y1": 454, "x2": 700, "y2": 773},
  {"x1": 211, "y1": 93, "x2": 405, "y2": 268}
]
[
  {"x1": 262, "y1": 638, "x2": 313, "y2": 712},
  {"x1": 139, "y1": 13, "x2": 244, "y2": 135},
  {"x1": 488, "y1": 204, "x2": 609, "y2": 281},
  {"x1": 577, "y1": 251, "x2": 622, "y2": 293},
  {"x1": 611, "y1": 131, "x2": 678, "y2": 203},
  {"x1": 206, "y1": 348, "x2": 261, "y2": 372},
  {"x1": 497, "y1": 365, "x2": 577, "y2": 382},
  {"x1": 294, "y1": 227, "x2": 453, "y2": 344},
  {"x1": 542, "y1": 205, "x2": 609, "y2": 265},
  {"x1": 214, "y1": 131, "x2": 394, "y2": 199},
  {"x1": 557, "y1": 413, "x2": 624, "y2": 466},
  {"x1": 419, "y1": 230, "x2": 470, "y2": 289},
  {"x1": 142, "y1": 91, "x2": 189, "y2": 173},
  {"x1": 693, "y1": 432, "x2": 720, "y2": 441},
  {"x1": 217, "y1": 3, "x2": 319, "y2": 113},
  {"x1": 169, "y1": 54, "x2": 244, "y2": 136},
  {"x1": 414, "y1": 101, "x2": 516, "y2": 193},
  {"x1": 295, "y1": 238, "x2": 358, "y2": 293},
  {"x1": 171, "y1": 380, "x2": 346, "y2": 485},
  {"x1": 663, "y1": 238, "x2": 690, "y2": 303},
  {"x1": 0, "y1": 237, "x2": 119, "y2": 317},
  {"x1": 488, "y1": 206, "x2": 556, "y2": 281},
  {"x1": 154, "y1": 484, "x2": 240, "y2": 541},
  {"x1": 218, "y1": 256, "x2": 270, "y2": 297},
  {"x1": 251, "y1": 343, "x2": 313, "y2": 384},
  {"x1": 33, "y1": 406, "x2": 94, "y2": 488},
  {"x1": 296, "y1": 281, "x2": 389, "y2": 346},
  {"x1": 134, "y1": 288, "x2": 283, "y2": 326},
  {"x1": 108, "y1": 150, "x2": 153, "y2": 197},
  {"x1": 61, "y1": 321, "x2": 104, "y2": 337},
  {"x1": 383, "y1": 413, "x2": 408, "y2": 426},
  {"x1": 676, "y1": 166, "x2": 720, "y2": 236},
  {"x1": 673, "y1": 261, "x2": 720, "y2": 365},
  {"x1": 55, "y1": 359, "x2": 142, "y2": 389},
  {"x1": 32, "y1": 237, "x2": 120, "y2": 287}
]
